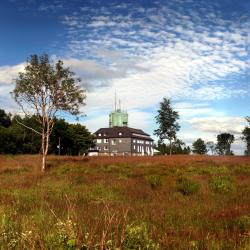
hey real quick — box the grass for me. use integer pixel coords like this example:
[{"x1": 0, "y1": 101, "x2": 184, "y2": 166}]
[{"x1": 0, "y1": 154, "x2": 249, "y2": 249}]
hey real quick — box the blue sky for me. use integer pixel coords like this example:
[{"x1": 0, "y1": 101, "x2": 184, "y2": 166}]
[{"x1": 0, "y1": 0, "x2": 249, "y2": 154}]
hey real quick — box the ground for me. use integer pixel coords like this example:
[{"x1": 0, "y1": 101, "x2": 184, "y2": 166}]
[{"x1": 0, "y1": 155, "x2": 249, "y2": 249}]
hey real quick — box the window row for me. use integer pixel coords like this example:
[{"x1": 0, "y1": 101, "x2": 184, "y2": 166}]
[
  {"x1": 98, "y1": 132, "x2": 123, "y2": 136},
  {"x1": 133, "y1": 145, "x2": 152, "y2": 153},
  {"x1": 96, "y1": 139, "x2": 123, "y2": 144},
  {"x1": 132, "y1": 139, "x2": 153, "y2": 145}
]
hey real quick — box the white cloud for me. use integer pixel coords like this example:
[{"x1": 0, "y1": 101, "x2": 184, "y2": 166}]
[
  {"x1": 188, "y1": 116, "x2": 246, "y2": 135},
  {"x1": 0, "y1": 64, "x2": 25, "y2": 85}
]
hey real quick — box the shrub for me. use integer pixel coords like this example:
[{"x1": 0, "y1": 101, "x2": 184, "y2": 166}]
[
  {"x1": 0, "y1": 214, "x2": 21, "y2": 248},
  {"x1": 147, "y1": 175, "x2": 162, "y2": 189},
  {"x1": 176, "y1": 177, "x2": 199, "y2": 195},
  {"x1": 209, "y1": 176, "x2": 236, "y2": 193},
  {"x1": 45, "y1": 218, "x2": 77, "y2": 249},
  {"x1": 235, "y1": 216, "x2": 250, "y2": 234},
  {"x1": 122, "y1": 223, "x2": 159, "y2": 250}
]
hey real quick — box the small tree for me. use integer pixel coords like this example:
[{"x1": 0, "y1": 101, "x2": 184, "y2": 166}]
[
  {"x1": 242, "y1": 117, "x2": 250, "y2": 156},
  {"x1": 12, "y1": 54, "x2": 85, "y2": 171},
  {"x1": 192, "y1": 138, "x2": 207, "y2": 155},
  {"x1": 206, "y1": 141, "x2": 216, "y2": 155},
  {"x1": 216, "y1": 133, "x2": 234, "y2": 155},
  {"x1": 0, "y1": 109, "x2": 11, "y2": 128},
  {"x1": 154, "y1": 98, "x2": 180, "y2": 155}
]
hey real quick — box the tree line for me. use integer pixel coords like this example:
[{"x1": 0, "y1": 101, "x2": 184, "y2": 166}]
[
  {"x1": 0, "y1": 109, "x2": 94, "y2": 156},
  {"x1": 154, "y1": 98, "x2": 250, "y2": 156}
]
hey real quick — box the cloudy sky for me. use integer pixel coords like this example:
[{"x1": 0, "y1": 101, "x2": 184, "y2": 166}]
[{"x1": 0, "y1": 0, "x2": 249, "y2": 154}]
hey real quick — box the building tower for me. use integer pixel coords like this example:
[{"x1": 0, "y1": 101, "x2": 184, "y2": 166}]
[{"x1": 109, "y1": 94, "x2": 128, "y2": 127}]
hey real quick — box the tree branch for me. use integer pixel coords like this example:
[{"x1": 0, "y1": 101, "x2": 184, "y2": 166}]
[{"x1": 15, "y1": 118, "x2": 42, "y2": 135}]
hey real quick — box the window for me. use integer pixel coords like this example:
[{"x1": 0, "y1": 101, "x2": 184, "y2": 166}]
[
  {"x1": 103, "y1": 133, "x2": 107, "y2": 136},
  {"x1": 133, "y1": 139, "x2": 136, "y2": 143},
  {"x1": 98, "y1": 133, "x2": 102, "y2": 136},
  {"x1": 97, "y1": 139, "x2": 102, "y2": 143},
  {"x1": 119, "y1": 139, "x2": 122, "y2": 143},
  {"x1": 133, "y1": 145, "x2": 136, "y2": 149},
  {"x1": 104, "y1": 146, "x2": 108, "y2": 150},
  {"x1": 118, "y1": 132, "x2": 123, "y2": 136},
  {"x1": 104, "y1": 139, "x2": 109, "y2": 143},
  {"x1": 97, "y1": 146, "x2": 101, "y2": 150},
  {"x1": 111, "y1": 139, "x2": 117, "y2": 145}
]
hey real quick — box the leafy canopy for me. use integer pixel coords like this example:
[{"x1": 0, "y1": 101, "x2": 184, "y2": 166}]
[
  {"x1": 154, "y1": 98, "x2": 180, "y2": 142},
  {"x1": 12, "y1": 54, "x2": 85, "y2": 120},
  {"x1": 216, "y1": 133, "x2": 234, "y2": 155},
  {"x1": 192, "y1": 138, "x2": 207, "y2": 155}
]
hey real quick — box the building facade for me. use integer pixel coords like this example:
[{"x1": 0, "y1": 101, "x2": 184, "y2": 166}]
[{"x1": 94, "y1": 127, "x2": 154, "y2": 156}]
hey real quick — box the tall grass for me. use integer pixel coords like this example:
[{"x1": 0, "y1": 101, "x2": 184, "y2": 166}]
[{"x1": 0, "y1": 155, "x2": 249, "y2": 249}]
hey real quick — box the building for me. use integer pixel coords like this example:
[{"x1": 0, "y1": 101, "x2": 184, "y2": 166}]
[
  {"x1": 94, "y1": 126, "x2": 154, "y2": 156},
  {"x1": 93, "y1": 99, "x2": 154, "y2": 156},
  {"x1": 109, "y1": 99, "x2": 128, "y2": 127}
]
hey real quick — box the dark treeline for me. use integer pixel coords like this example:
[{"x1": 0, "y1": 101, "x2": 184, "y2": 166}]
[{"x1": 0, "y1": 109, "x2": 94, "y2": 155}]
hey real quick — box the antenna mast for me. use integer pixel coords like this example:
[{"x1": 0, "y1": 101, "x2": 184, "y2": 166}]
[
  {"x1": 119, "y1": 99, "x2": 121, "y2": 110},
  {"x1": 115, "y1": 89, "x2": 117, "y2": 111}
]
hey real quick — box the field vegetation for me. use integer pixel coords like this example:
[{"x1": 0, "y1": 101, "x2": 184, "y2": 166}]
[{"x1": 0, "y1": 155, "x2": 249, "y2": 249}]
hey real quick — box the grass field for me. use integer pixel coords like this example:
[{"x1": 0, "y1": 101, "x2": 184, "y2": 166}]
[{"x1": 0, "y1": 155, "x2": 249, "y2": 249}]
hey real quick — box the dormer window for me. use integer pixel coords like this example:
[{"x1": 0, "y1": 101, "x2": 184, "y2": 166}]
[
  {"x1": 98, "y1": 133, "x2": 102, "y2": 136},
  {"x1": 118, "y1": 132, "x2": 123, "y2": 136}
]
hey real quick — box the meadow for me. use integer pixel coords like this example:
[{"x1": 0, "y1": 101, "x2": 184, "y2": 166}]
[{"x1": 0, "y1": 155, "x2": 249, "y2": 249}]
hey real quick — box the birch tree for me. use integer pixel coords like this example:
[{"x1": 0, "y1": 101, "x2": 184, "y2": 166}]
[
  {"x1": 154, "y1": 98, "x2": 180, "y2": 156},
  {"x1": 12, "y1": 54, "x2": 85, "y2": 171}
]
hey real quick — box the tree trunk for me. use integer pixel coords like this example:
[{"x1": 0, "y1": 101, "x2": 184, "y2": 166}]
[
  {"x1": 42, "y1": 153, "x2": 46, "y2": 172},
  {"x1": 169, "y1": 139, "x2": 172, "y2": 156},
  {"x1": 41, "y1": 129, "x2": 46, "y2": 172}
]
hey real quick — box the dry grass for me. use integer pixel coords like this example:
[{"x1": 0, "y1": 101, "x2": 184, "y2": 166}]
[{"x1": 0, "y1": 154, "x2": 249, "y2": 249}]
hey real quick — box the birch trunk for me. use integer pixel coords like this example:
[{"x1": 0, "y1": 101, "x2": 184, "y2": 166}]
[
  {"x1": 169, "y1": 139, "x2": 172, "y2": 156},
  {"x1": 41, "y1": 128, "x2": 46, "y2": 171}
]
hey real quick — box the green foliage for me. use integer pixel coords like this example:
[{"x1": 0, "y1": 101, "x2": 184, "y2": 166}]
[
  {"x1": 192, "y1": 138, "x2": 207, "y2": 155},
  {"x1": 176, "y1": 177, "x2": 200, "y2": 195},
  {"x1": 0, "y1": 214, "x2": 21, "y2": 248},
  {"x1": 242, "y1": 117, "x2": 250, "y2": 156},
  {"x1": 122, "y1": 223, "x2": 159, "y2": 250},
  {"x1": 0, "y1": 109, "x2": 94, "y2": 155},
  {"x1": 216, "y1": 133, "x2": 235, "y2": 155},
  {"x1": 234, "y1": 165, "x2": 250, "y2": 175},
  {"x1": 0, "y1": 109, "x2": 11, "y2": 128},
  {"x1": 154, "y1": 98, "x2": 180, "y2": 155},
  {"x1": 209, "y1": 176, "x2": 236, "y2": 193},
  {"x1": 146, "y1": 175, "x2": 162, "y2": 189},
  {"x1": 45, "y1": 219, "x2": 77, "y2": 249},
  {"x1": 235, "y1": 216, "x2": 250, "y2": 234},
  {"x1": 156, "y1": 139, "x2": 190, "y2": 155}
]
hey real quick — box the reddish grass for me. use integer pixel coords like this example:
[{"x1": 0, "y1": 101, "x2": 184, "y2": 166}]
[{"x1": 0, "y1": 154, "x2": 249, "y2": 249}]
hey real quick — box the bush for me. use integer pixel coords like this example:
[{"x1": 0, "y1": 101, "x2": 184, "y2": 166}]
[
  {"x1": 147, "y1": 175, "x2": 162, "y2": 189},
  {"x1": 235, "y1": 216, "x2": 250, "y2": 234},
  {"x1": 176, "y1": 177, "x2": 199, "y2": 195},
  {"x1": 122, "y1": 223, "x2": 159, "y2": 250},
  {"x1": 209, "y1": 176, "x2": 236, "y2": 193}
]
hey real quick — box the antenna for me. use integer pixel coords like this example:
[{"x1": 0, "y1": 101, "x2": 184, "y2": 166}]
[
  {"x1": 115, "y1": 89, "x2": 117, "y2": 111},
  {"x1": 119, "y1": 99, "x2": 121, "y2": 110}
]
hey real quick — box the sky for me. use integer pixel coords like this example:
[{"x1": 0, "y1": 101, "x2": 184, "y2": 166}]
[{"x1": 0, "y1": 0, "x2": 249, "y2": 154}]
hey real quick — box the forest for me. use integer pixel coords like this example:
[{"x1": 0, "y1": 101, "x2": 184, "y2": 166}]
[{"x1": 0, "y1": 108, "x2": 94, "y2": 155}]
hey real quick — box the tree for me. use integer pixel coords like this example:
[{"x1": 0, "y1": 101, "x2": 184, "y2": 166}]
[
  {"x1": 68, "y1": 124, "x2": 95, "y2": 156},
  {"x1": 242, "y1": 117, "x2": 250, "y2": 156},
  {"x1": 216, "y1": 133, "x2": 234, "y2": 155},
  {"x1": 206, "y1": 141, "x2": 216, "y2": 155},
  {"x1": 192, "y1": 138, "x2": 207, "y2": 155},
  {"x1": 154, "y1": 98, "x2": 180, "y2": 156},
  {"x1": 0, "y1": 109, "x2": 11, "y2": 128},
  {"x1": 12, "y1": 54, "x2": 85, "y2": 171},
  {"x1": 156, "y1": 139, "x2": 189, "y2": 155}
]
